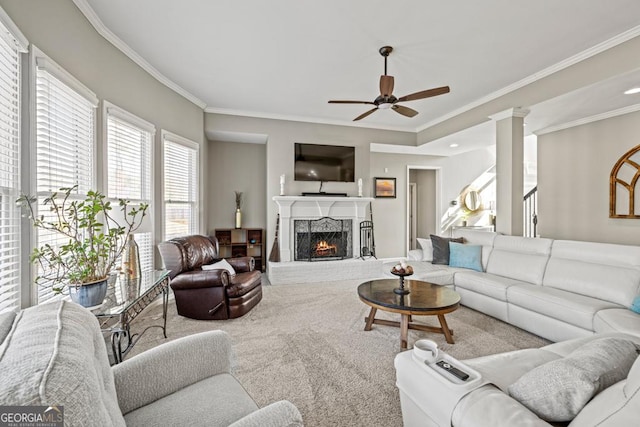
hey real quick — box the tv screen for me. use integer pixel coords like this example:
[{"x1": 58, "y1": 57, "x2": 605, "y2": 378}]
[{"x1": 294, "y1": 143, "x2": 355, "y2": 182}]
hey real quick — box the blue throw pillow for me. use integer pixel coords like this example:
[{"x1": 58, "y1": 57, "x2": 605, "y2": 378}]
[
  {"x1": 448, "y1": 242, "x2": 483, "y2": 272},
  {"x1": 631, "y1": 295, "x2": 640, "y2": 314}
]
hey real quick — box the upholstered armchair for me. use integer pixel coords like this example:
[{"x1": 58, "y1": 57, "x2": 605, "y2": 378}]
[{"x1": 158, "y1": 235, "x2": 262, "y2": 320}]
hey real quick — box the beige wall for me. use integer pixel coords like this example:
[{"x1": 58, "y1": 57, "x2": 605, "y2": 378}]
[
  {"x1": 204, "y1": 113, "x2": 416, "y2": 252},
  {"x1": 2, "y1": 0, "x2": 205, "y2": 262},
  {"x1": 538, "y1": 110, "x2": 640, "y2": 244},
  {"x1": 207, "y1": 140, "x2": 266, "y2": 232},
  {"x1": 370, "y1": 148, "x2": 495, "y2": 257}
]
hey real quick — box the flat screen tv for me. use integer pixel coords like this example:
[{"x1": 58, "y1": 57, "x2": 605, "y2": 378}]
[{"x1": 294, "y1": 143, "x2": 355, "y2": 182}]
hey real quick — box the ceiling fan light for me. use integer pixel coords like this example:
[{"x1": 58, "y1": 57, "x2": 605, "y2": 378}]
[
  {"x1": 624, "y1": 87, "x2": 640, "y2": 95},
  {"x1": 378, "y1": 102, "x2": 393, "y2": 110}
]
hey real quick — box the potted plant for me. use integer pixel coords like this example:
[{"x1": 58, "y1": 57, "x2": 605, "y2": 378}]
[{"x1": 17, "y1": 185, "x2": 148, "y2": 307}]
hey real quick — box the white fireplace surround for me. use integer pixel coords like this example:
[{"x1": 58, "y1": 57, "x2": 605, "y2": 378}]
[{"x1": 272, "y1": 196, "x2": 374, "y2": 262}]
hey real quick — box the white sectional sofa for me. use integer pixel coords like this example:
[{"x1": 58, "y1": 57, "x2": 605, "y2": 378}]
[
  {"x1": 406, "y1": 229, "x2": 640, "y2": 342},
  {"x1": 398, "y1": 229, "x2": 640, "y2": 426},
  {"x1": 395, "y1": 332, "x2": 640, "y2": 427}
]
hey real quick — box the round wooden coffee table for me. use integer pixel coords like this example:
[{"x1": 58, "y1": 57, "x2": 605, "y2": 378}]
[{"x1": 358, "y1": 278, "x2": 461, "y2": 350}]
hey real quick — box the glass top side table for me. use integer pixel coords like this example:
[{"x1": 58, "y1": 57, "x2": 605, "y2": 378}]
[{"x1": 91, "y1": 270, "x2": 170, "y2": 364}]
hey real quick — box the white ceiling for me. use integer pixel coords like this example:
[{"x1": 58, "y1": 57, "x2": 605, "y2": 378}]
[{"x1": 80, "y1": 0, "x2": 640, "y2": 151}]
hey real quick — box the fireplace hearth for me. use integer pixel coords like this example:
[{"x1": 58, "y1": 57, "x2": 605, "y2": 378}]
[{"x1": 294, "y1": 217, "x2": 352, "y2": 261}]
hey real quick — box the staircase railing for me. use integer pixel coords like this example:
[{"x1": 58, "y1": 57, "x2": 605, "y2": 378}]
[{"x1": 523, "y1": 186, "x2": 538, "y2": 238}]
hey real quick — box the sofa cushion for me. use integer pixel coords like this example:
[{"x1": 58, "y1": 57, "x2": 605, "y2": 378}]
[
  {"x1": 455, "y1": 271, "x2": 529, "y2": 302},
  {"x1": 449, "y1": 242, "x2": 483, "y2": 272},
  {"x1": 227, "y1": 270, "x2": 262, "y2": 298},
  {"x1": 124, "y1": 373, "x2": 259, "y2": 426},
  {"x1": 632, "y1": 295, "x2": 640, "y2": 314},
  {"x1": 430, "y1": 235, "x2": 463, "y2": 265},
  {"x1": 403, "y1": 262, "x2": 458, "y2": 286},
  {"x1": 0, "y1": 311, "x2": 16, "y2": 344},
  {"x1": 507, "y1": 284, "x2": 620, "y2": 330},
  {"x1": 451, "y1": 229, "x2": 499, "y2": 270},
  {"x1": 486, "y1": 235, "x2": 553, "y2": 285},
  {"x1": 543, "y1": 240, "x2": 640, "y2": 308},
  {"x1": 594, "y1": 308, "x2": 640, "y2": 337},
  {"x1": 464, "y1": 348, "x2": 560, "y2": 393},
  {"x1": 0, "y1": 301, "x2": 125, "y2": 426},
  {"x1": 416, "y1": 238, "x2": 433, "y2": 261},
  {"x1": 507, "y1": 337, "x2": 638, "y2": 422},
  {"x1": 202, "y1": 258, "x2": 236, "y2": 275}
]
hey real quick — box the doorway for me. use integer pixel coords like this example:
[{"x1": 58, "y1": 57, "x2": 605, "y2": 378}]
[{"x1": 407, "y1": 167, "x2": 439, "y2": 253}]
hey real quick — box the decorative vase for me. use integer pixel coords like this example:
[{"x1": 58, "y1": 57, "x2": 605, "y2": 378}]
[
  {"x1": 69, "y1": 278, "x2": 108, "y2": 308},
  {"x1": 121, "y1": 235, "x2": 141, "y2": 279},
  {"x1": 235, "y1": 208, "x2": 242, "y2": 229}
]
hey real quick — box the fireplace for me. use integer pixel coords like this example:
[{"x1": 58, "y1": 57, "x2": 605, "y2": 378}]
[{"x1": 294, "y1": 217, "x2": 352, "y2": 261}]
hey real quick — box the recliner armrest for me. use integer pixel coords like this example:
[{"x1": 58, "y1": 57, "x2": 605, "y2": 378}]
[
  {"x1": 113, "y1": 330, "x2": 233, "y2": 415},
  {"x1": 227, "y1": 256, "x2": 254, "y2": 273},
  {"x1": 170, "y1": 269, "x2": 229, "y2": 290},
  {"x1": 228, "y1": 400, "x2": 304, "y2": 427}
]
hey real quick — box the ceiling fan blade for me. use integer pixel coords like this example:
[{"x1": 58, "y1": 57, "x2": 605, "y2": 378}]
[
  {"x1": 328, "y1": 100, "x2": 376, "y2": 105},
  {"x1": 353, "y1": 108, "x2": 378, "y2": 121},
  {"x1": 397, "y1": 86, "x2": 450, "y2": 102},
  {"x1": 380, "y1": 75, "x2": 394, "y2": 97},
  {"x1": 392, "y1": 104, "x2": 419, "y2": 118}
]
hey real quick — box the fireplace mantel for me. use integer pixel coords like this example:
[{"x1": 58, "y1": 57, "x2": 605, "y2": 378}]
[{"x1": 273, "y1": 196, "x2": 374, "y2": 262}]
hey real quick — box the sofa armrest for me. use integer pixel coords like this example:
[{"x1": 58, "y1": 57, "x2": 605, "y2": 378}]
[
  {"x1": 228, "y1": 401, "x2": 304, "y2": 427},
  {"x1": 113, "y1": 330, "x2": 233, "y2": 415},
  {"x1": 452, "y1": 385, "x2": 550, "y2": 427},
  {"x1": 227, "y1": 256, "x2": 254, "y2": 273}
]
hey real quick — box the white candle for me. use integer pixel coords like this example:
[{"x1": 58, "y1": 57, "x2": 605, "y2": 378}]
[
  {"x1": 280, "y1": 174, "x2": 285, "y2": 185},
  {"x1": 357, "y1": 178, "x2": 363, "y2": 197}
]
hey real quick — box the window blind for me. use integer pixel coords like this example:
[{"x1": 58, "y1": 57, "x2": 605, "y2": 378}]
[
  {"x1": 164, "y1": 134, "x2": 199, "y2": 240},
  {"x1": 106, "y1": 104, "x2": 154, "y2": 272},
  {"x1": 35, "y1": 56, "x2": 96, "y2": 304},
  {"x1": 0, "y1": 17, "x2": 23, "y2": 314},
  {"x1": 106, "y1": 111, "x2": 152, "y2": 201}
]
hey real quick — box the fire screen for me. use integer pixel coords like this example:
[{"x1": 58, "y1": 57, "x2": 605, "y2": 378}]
[{"x1": 294, "y1": 217, "x2": 352, "y2": 261}]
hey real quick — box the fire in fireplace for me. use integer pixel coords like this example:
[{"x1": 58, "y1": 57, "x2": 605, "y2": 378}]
[{"x1": 294, "y1": 217, "x2": 352, "y2": 261}]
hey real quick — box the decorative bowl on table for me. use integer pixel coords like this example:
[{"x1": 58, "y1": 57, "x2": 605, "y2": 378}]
[
  {"x1": 391, "y1": 262, "x2": 413, "y2": 294},
  {"x1": 390, "y1": 262, "x2": 414, "y2": 277}
]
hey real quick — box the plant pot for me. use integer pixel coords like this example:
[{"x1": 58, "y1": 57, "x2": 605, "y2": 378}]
[{"x1": 69, "y1": 278, "x2": 108, "y2": 308}]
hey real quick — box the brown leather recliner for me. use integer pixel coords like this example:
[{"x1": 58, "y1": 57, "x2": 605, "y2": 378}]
[{"x1": 158, "y1": 235, "x2": 262, "y2": 320}]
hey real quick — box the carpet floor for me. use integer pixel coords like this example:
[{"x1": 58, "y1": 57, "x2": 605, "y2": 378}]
[{"x1": 128, "y1": 279, "x2": 550, "y2": 427}]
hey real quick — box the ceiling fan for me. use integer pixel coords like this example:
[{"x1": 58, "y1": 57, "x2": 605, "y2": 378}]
[{"x1": 329, "y1": 46, "x2": 450, "y2": 121}]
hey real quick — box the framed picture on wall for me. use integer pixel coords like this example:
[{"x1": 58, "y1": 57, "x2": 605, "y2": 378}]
[{"x1": 374, "y1": 177, "x2": 396, "y2": 198}]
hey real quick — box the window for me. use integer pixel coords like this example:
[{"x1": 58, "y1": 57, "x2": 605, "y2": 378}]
[
  {"x1": 105, "y1": 103, "x2": 152, "y2": 201},
  {"x1": 163, "y1": 131, "x2": 199, "y2": 240},
  {"x1": 0, "y1": 9, "x2": 27, "y2": 314},
  {"x1": 104, "y1": 102, "x2": 154, "y2": 272},
  {"x1": 34, "y1": 48, "x2": 98, "y2": 304}
]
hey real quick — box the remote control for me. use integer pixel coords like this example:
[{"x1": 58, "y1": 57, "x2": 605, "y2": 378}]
[{"x1": 436, "y1": 360, "x2": 470, "y2": 381}]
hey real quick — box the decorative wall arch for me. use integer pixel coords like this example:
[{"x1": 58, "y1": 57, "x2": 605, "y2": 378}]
[{"x1": 610, "y1": 144, "x2": 640, "y2": 218}]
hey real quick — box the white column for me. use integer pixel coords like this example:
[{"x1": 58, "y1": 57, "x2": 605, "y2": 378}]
[{"x1": 490, "y1": 108, "x2": 529, "y2": 236}]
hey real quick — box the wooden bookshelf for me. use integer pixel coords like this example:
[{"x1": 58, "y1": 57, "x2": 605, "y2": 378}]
[{"x1": 214, "y1": 228, "x2": 264, "y2": 272}]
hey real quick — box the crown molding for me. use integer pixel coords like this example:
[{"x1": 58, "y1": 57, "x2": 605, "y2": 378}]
[
  {"x1": 204, "y1": 107, "x2": 417, "y2": 133},
  {"x1": 535, "y1": 103, "x2": 640, "y2": 135},
  {"x1": 416, "y1": 24, "x2": 640, "y2": 133},
  {"x1": 0, "y1": 4, "x2": 28, "y2": 51},
  {"x1": 72, "y1": 0, "x2": 206, "y2": 109},
  {"x1": 489, "y1": 107, "x2": 530, "y2": 121}
]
